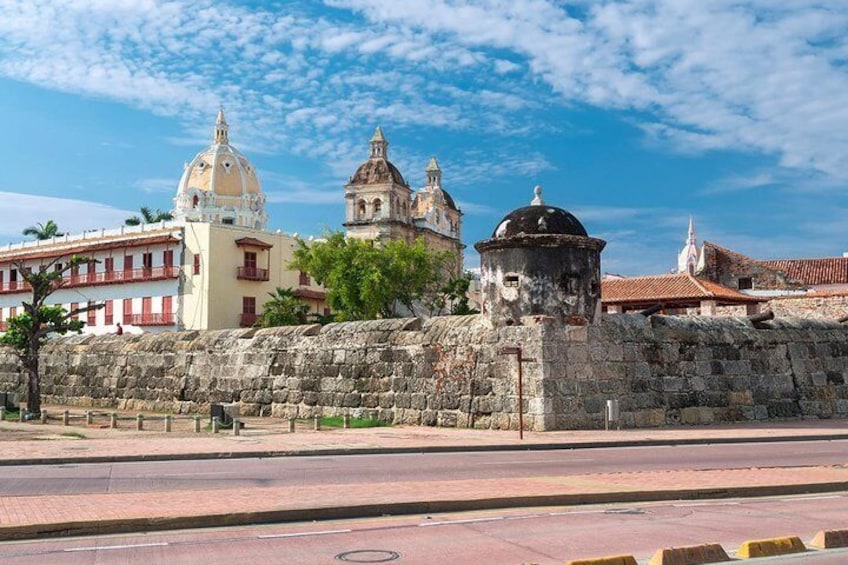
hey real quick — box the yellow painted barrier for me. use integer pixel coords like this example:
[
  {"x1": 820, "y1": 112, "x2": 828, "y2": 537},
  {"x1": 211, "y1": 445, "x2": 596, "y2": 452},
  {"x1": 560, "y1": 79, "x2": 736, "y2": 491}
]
[
  {"x1": 810, "y1": 529, "x2": 848, "y2": 549},
  {"x1": 565, "y1": 555, "x2": 638, "y2": 565},
  {"x1": 649, "y1": 543, "x2": 730, "y2": 565},
  {"x1": 736, "y1": 536, "x2": 805, "y2": 558}
]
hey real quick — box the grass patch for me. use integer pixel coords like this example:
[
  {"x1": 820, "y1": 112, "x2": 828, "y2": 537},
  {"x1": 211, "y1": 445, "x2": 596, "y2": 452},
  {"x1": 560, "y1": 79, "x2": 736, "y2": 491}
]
[
  {"x1": 60, "y1": 432, "x2": 86, "y2": 439},
  {"x1": 1, "y1": 409, "x2": 20, "y2": 421},
  {"x1": 319, "y1": 416, "x2": 390, "y2": 429}
]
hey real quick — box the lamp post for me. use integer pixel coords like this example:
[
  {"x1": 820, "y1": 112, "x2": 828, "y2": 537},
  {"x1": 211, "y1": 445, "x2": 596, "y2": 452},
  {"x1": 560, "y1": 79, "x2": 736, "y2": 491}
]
[{"x1": 499, "y1": 346, "x2": 535, "y2": 440}]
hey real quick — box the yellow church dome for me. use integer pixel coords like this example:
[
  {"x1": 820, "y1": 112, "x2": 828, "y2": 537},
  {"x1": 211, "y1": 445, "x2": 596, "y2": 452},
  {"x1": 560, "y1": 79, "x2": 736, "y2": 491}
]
[{"x1": 173, "y1": 110, "x2": 267, "y2": 230}]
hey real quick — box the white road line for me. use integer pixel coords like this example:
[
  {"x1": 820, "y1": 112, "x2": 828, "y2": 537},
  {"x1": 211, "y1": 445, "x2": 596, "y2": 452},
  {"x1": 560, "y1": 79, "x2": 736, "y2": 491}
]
[
  {"x1": 257, "y1": 529, "x2": 351, "y2": 539},
  {"x1": 673, "y1": 502, "x2": 740, "y2": 507},
  {"x1": 781, "y1": 495, "x2": 842, "y2": 502},
  {"x1": 419, "y1": 517, "x2": 505, "y2": 527},
  {"x1": 64, "y1": 542, "x2": 168, "y2": 552}
]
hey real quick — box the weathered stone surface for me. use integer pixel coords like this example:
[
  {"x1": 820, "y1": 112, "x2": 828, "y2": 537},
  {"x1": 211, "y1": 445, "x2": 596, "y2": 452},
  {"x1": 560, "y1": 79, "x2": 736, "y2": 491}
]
[{"x1": 1, "y1": 314, "x2": 847, "y2": 430}]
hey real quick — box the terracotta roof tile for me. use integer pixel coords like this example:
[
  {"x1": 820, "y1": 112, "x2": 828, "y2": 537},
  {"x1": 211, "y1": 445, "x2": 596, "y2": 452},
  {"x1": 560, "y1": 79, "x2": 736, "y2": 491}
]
[
  {"x1": 759, "y1": 258, "x2": 848, "y2": 285},
  {"x1": 602, "y1": 273, "x2": 762, "y2": 306}
]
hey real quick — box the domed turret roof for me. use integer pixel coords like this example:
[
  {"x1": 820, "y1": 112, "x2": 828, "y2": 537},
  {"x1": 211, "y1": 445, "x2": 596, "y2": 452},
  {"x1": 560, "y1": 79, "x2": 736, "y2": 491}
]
[
  {"x1": 348, "y1": 126, "x2": 408, "y2": 187},
  {"x1": 176, "y1": 109, "x2": 261, "y2": 198},
  {"x1": 350, "y1": 159, "x2": 407, "y2": 186},
  {"x1": 492, "y1": 186, "x2": 587, "y2": 238}
]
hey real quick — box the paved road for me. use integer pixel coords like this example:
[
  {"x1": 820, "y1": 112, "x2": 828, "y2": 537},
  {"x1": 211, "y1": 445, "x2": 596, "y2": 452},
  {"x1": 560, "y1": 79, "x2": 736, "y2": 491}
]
[
  {"x1": 0, "y1": 439, "x2": 844, "y2": 496},
  {"x1": 1, "y1": 494, "x2": 845, "y2": 564}
]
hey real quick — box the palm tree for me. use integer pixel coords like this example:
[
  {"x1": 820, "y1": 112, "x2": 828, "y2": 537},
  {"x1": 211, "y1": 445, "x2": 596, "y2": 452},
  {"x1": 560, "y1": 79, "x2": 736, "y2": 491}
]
[
  {"x1": 125, "y1": 206, "x2": 173, "y2": 226},
  {"x1": 22, "y1": 220, "x2": 63, "y2": 240},
  {"x1": 256, "y1": 287, "x2": 310, "y2": 327}
]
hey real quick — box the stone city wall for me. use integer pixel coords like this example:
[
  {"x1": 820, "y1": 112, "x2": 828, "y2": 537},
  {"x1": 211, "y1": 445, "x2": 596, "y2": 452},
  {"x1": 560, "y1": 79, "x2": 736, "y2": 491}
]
[
  {"x1": 542, "y1": 315, "x2": 848, "y2": 429},
  {"x1": 717, "y1": 294, "x2": 848, "y2": 320},
  {"x1": 0, "y1": 314, "x2": 847, "y2": 430},
  {"x1": 0, "y1": 316, "x2": 544, "y2": 430}
]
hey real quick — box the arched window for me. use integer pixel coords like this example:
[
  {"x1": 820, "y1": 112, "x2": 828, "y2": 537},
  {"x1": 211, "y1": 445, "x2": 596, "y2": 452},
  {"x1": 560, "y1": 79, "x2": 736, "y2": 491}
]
[
  {"x1": 373, "y1": 198, "x2": 382, "y2": 218},
  {"x1": 357, "y1": 200, "x2": 367, "y2": 219},
  {"x1": 192, "y1": 194, "x2": 199, "y2": 208}
]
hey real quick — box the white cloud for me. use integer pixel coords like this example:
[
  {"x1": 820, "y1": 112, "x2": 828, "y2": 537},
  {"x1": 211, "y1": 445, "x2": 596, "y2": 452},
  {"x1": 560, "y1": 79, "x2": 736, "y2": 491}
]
[
  {"x1": 0, "y1": 192, "x2": 133, "y2": 241},
  {"x1": 134, "y1": 178, "x2": 175, "y2": 194}
]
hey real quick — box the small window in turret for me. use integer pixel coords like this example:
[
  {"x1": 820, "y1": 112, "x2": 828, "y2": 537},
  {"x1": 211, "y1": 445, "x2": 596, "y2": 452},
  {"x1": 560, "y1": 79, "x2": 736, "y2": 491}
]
[
  {"x1": 561, "y1": 273, "x2": 580, "y2": 294},
  {"x1": 504, "y1": 274, "x2": 520, "y2": 287}
]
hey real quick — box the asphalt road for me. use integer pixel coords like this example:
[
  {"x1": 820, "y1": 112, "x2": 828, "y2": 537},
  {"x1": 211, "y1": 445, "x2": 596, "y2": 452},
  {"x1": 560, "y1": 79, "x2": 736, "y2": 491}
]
[
  {"x1": 0, "y1": 494, "x2": 846, "y2": 564},
  {"x1": 0, "y1": 439, "x2": 845, "y2": 496}
]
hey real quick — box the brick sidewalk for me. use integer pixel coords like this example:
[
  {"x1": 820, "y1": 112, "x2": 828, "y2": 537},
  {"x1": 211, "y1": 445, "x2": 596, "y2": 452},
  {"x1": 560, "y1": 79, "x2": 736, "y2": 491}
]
[{"x1": 0, "y1": 416, "x2": 847, "y2": 540}]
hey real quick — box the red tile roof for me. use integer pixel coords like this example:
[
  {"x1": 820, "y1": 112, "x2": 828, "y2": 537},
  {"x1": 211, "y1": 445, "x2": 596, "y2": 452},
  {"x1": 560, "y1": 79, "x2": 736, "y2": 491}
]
[
  {"x1": 602, "y1": 273, "x2": 762, "y2": 306},
  {"x1": 759, "y1": 258, "x2": 848, "y2": 286}
]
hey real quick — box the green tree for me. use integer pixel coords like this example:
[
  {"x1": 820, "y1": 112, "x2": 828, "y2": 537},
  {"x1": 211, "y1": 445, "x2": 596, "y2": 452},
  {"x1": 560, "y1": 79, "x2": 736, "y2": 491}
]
[
  {"x1": 291, "y1": 232, "x2": 464, "y2": 321},
  {"x1": 0, "y1": 256, "x2": 103, "y2": 416},
  {"x1": 256, "y1": 287, "x2": 310, "y2": 327},
  {"x1": 125, "y1": 206, "x2": 173, "y2": 226},
  {"x1": 22, "y1": 220, "x2": 63, "y2": 240}
]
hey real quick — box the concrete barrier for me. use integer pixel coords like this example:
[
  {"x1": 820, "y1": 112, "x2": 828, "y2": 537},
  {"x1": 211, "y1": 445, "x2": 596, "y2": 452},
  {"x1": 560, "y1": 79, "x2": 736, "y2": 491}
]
[
  {"x1": 566, "y1": 555, "x2": 637, "y2": 565},
  {"x1": 736, "y1": 536, "x2": 805, "y2": 558},
  {"x1": 649, "y1": 543, "x2": 730, "y2": 564},
  {"x1": 810, "y1": 529, "x2": 848, "y2": 549}
]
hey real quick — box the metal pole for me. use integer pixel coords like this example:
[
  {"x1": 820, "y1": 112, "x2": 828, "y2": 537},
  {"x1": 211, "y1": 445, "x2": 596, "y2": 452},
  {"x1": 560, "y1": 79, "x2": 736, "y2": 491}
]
[
  {"x1": 212, "y1": 416, "x2": 219, "y2": 434},
  {"x1": 63, "y1": 410, "x2": 69, "y2": 426},
  {"x1": 233, "y1": 418, "x2": 240, "y2": 436},
  {"x1": 110, "y1": 413, "x2": 117, "y2": 429},
  {"x1": 313, "y1": 415, "x2": 321, "y2": 431},
  {"x1": 41, "y1": 410, "x2": 48, "y2": 425},
  {"x1": 194, "y1": 415, "x2": 201, "y2": 433},
  {"x1": 288, "y1": 417, "x2": 295, "y2": 433},
  {"x1": 136, "y1": 414, "x2": 144, "y2": 431},
  {"x1": 86, "y1": 411, "x2": 93, "y2": 426},
  {"x1": 516, "y1": 349, "x2": 524, "y2": 441},
  {"x1": 343, "y1": 414, "x2": 350, "y2": 429},
  {"x1": 164, "y1": 415, "x2": 172, "y2": 433}
]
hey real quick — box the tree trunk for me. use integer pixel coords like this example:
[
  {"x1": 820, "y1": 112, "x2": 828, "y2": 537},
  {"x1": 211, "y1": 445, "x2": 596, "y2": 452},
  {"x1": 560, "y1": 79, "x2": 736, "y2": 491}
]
[{"x1": 25, "y1": 340, "x2": 40, "y2": 416}]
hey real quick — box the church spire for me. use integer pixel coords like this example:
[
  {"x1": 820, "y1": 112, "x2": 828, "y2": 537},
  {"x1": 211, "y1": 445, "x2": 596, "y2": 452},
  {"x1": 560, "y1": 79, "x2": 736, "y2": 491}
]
[
  {"x1": 214, "y1": 107, "x2": 229, "y2": 144},
  {"x1": 370, "y1": 126, "x2": 388, "y2": 159},
  {"x1": 425, "y1": 156, "x2": 441, "y2": 188},
  {"x1": 678, "y1": 216, "x2": 700, "y2": 275}
]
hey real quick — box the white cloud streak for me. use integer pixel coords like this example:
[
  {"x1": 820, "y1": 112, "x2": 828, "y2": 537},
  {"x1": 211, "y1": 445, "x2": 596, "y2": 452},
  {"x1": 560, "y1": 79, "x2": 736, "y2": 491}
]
[{"x1": 0, "y1": 192, "x2": 133, "y2": 240}]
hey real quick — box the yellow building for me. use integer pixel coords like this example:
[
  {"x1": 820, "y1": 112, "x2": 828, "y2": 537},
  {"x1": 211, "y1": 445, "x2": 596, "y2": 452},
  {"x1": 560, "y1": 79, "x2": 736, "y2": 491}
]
[{"x1": 0, "y1": 111, "x2": 327, "y2": 334}]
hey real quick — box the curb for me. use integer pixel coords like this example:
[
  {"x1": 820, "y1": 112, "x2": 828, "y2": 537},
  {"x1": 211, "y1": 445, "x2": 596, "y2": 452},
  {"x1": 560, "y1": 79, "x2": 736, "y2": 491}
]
[
  {"x1": 1, "y1": 433, "x2": 846, "y2": 467},
  {"x1": 2, "y1": 481, "x2": 847, "y2": 541}
]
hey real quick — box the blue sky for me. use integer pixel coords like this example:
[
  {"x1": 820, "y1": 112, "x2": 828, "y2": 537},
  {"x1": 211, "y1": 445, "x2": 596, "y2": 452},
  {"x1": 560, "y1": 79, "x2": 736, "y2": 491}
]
[{"x1": 1, "y1": 1, "x2": 847, "y2": 275}]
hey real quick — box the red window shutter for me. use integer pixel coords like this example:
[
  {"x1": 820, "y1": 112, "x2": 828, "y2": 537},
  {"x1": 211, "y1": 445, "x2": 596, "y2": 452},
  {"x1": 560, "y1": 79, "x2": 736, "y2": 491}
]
[
  {"x1": 105, "y1": 257, "x2": 114, "y2": 271},
  {"x1": 244, "y1": 252, "x2": 257, "y2": 269},
  {"x1": 142, "y1": 297, "x2": 152, "y2": 316},
  {"x1": 0, "y1": 271, "x2": 3, "y2": 290},
  {"x1": 163, "y1": 250, "x2": 173, "y2": 268},
  {"x1": 143, "y1": 253, "x2": 153, "y2": 270},
  {"x1": 104, "y1": 300, "x2": 114, "y2": 325},
  {"x1": 123, "y1": 298, "x2": 133, "y2": 318},
  {"x1": 9, "y1": 306, "x2": 16, "y2": 318},
  {"x1": 70, "y1": 302, "x2": 78, "y2": 320},
  {"x1": 193, "y1": 254, "x2": 201, "y2": 275},
  {"x1": 124, "y1": 255, "x2": 133, "y2": 272},
  {"x1": 242, "y1": 296, "x2": 256, "y2": 314},
  {"x1": 162, "y1": 296, "x2": 172, "y2": 316},
  {"x1": 87, "y1": 301, "x2": 96, "y2": 325},
  {"x1": 299, "y1": 271, "x2": 310, "y2": 286}
]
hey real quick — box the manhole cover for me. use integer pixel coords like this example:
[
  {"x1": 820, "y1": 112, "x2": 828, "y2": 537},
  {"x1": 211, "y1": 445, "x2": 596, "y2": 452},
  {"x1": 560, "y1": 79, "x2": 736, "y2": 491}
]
[{"x1": 335, "y1": 549, "x2": 401, "y2": 563}]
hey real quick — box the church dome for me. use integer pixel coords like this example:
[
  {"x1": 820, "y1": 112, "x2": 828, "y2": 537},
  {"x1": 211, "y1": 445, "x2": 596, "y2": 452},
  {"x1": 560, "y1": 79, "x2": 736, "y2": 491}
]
[
  {"x1": 347, "y1": 126, "x2": 408, "y2": 187},
  {"x1": 350, "y1": 159, "x2": 407, "y2": 186},
  {"x1": 492, "y1": 186, "x2": 587, "y2": 238},
  {"x1": 173, "y1": 110, "x2": 267, "y2": 230},
  {"x1": 176, "y1": 109, "x2": 261, "y2": 198}
]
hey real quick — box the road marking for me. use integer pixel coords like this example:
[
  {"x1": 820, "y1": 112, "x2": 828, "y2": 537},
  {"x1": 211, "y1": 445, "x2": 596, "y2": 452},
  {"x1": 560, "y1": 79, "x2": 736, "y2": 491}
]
[
  {"x1": 64, "y1": 542, "x2": 168, "y2": 552},
  {"x1": 257, "y1": 529, "x2": 351, "y2": 539},
  {"x1": 781, "y1": 495, "x2": 842, "y2": 502},
  {"x1": 419, "y1": 516, "x2": 505, "y2": 526},
  {"x1": 673, "y1": 502, "x2": 740, "y2": 507}
]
